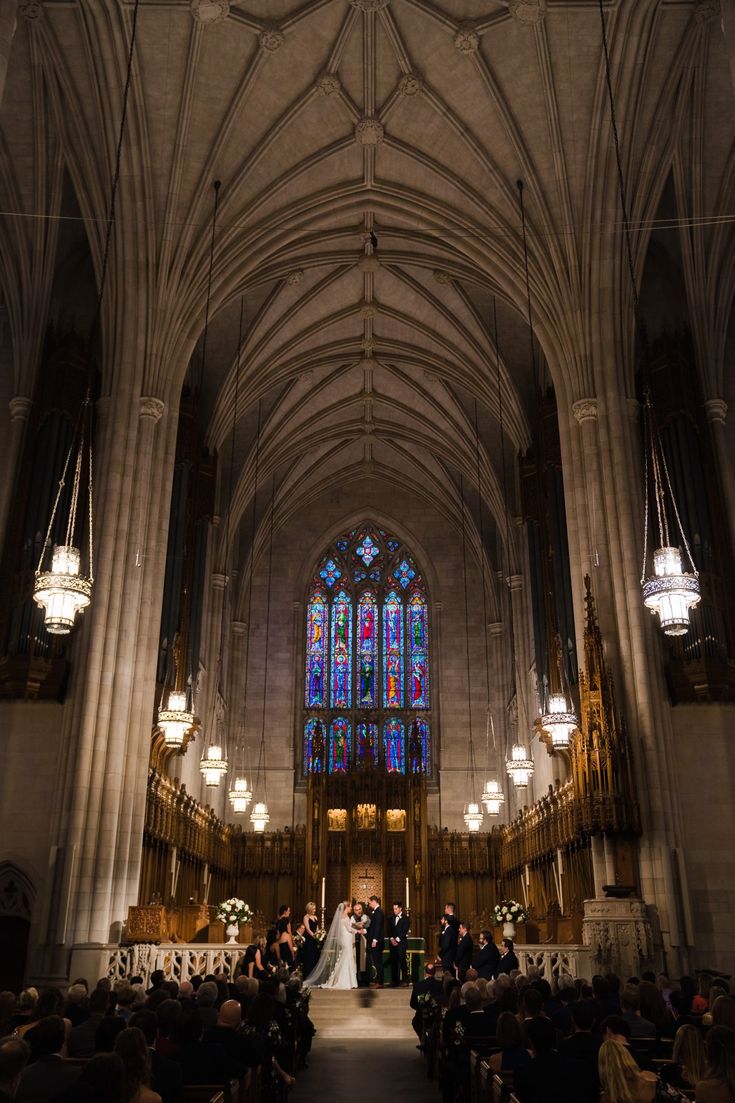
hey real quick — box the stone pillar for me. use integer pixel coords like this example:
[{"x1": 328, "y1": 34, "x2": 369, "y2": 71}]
[
  {"x1": 591, "y1": 835, "x2": 606, "y2": 899},
  {"x1": 583, "y1": 897, "x2": 654, "y2": 978},
  {"x1": 0, "y1": 394, "x2": 31, "y2": 553},
  {"x1": 507, "y1": 574, "x2": 536, "y2": 809},
  {"x1": 0, "y1": 0, "x2": 17, "y2": 110},
  {"x1": 718, "y1": 0, "x2": 735, "y2": 97},
  {"x1": 198, "y1": 571, "x2": 227, "y2": 817},
  {"x1": 486, "y1": 621, "x2": 510, "y2": 815},
  {"x1": 704, "y1": 398, "x2": 735, "y2": 550}
]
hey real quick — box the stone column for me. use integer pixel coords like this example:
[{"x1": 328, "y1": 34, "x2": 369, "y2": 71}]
[
  {"x1": 487, "y1": 621, "x2": 512, "y2": 819},
  {"x1": 507, "y1": 574, "x2": 535, "y2": 809},
  {"x1": 0, "y1": 0, "x2": 17, "y2": 110},
  {"x1": 0, "y1": 394, "x2": 31, "y2": 553},
  {"x1": 704, "y1": 399, "x2": 735, "y2": 550},
  {"x1": 718, "y1": 0, "x2": 735, "y2": 97},
  {"x1": 199, "y1": 571, "x2": 228, "y2": 818}
]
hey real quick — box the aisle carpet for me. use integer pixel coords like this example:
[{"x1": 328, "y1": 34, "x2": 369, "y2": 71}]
[{"x1": 295, "y1": 1038, "x2": 433, "y2": 1101}]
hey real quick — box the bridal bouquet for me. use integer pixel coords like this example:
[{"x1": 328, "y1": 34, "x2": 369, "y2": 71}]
[
  {"x1": 494, "y1": 900, "x2": 527, "y2": 924},
  {"x1": 315, "y1": 927, "x2": 327, "y2": 945},
  {"x1": 216, "y1": 897, "x2": 253, "y2": 925}
]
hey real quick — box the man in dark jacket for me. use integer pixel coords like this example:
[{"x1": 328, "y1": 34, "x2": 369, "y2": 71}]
[
  {"x1": 68, "y1": 987, "x2": 110, "y2": 1058},
  {"x1": 514, "y1": 1016, "x2": 562, "y2": 1103},
  {"x1": 203, "y1": 1000, "x2": 264, "y2": 1076},
  {"x1": 454, "y1": 921, "x2": 474, "y2": 981},
  {"x1": 410, "y1": 963, "x2": 443, "y2": 1039},
  {"x1": 0, "y1": 1037, "x2": 30, "y2": 1103},
  {"x1": 439, "y1": 915, "x2": 457, "y2": 976},
  {"x1": 476, "y1": 930, "x2": 500, "y2": 979},
  {"x1": 368, "y1": 895, "x2": 385, "y2": 987},
  {"x1": 389, "y1": 902, "x2": 409, "y2": 987},
  {"x1": 559, "y1": 1001, "x2": 601, "y2": 1103},
  {"x1": 130, "y1": 1010, "x2": 184, "y2": 1103},
  {"x1": 15, "y1": 1017, "x2": 80, "y2": 1103}
]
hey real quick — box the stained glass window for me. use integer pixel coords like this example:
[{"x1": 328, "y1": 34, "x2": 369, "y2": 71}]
[
  {"x1": 304, "y1": 717, "x2": 327, "y2": 774},
  {"x1": 407, "y1": 717, "x2": 430, "y2": 773},
  {"x1": 302, "y1": 524, "x2": 432, "y2": 777},
  {"x1": 357, "y1": 591, "x2": 378, "y2": 708},
  {"x1": 407, "y1": 593, "x2": 429, "y2": 708},
  {"x1": 383, "y1": 719, "x2": 405, "y2": 773},
  {"x1": 383, "y1": 590, "x2": 403, "y2": 708},
  {"x1": 329, "y1": 717, "x2": 351, "y2": 773},
  {"x1": 330, "y1": 589, "x2": 352, "y2": 708},
  {"x1": 305, "y1": 591, "x2": 327, "y2": 708},
  {"x1": 356, "y1": 721, "x2": 378, "y2": 767}
]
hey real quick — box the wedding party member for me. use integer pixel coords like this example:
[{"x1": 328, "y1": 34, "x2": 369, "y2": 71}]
[
  {"x1": 303, "y1": 902, "x2": 357, "y2": 989},
  {"x1": 454, "y1": 921, "x2": 474, "y2": 981},
  {"x1": 368, "y1": 896, "x2": 385, "y2": 988},
  {"x1": 389, "y1": 902, "x2": 409, "y2": 987},
  {"x1": 301, "y1": 902, "x2": 320, "y2": 979},
  {"x1": 351, "y1": 902, "x2": 371, "y2": 987},
  {"x1": 476, "y1": 930, "x2": 500, "y2": 980},
  {"x1": 276, "y1": 906, "x2": 295, "y2": 969},
  {"x1": 497, "y1": 937, "x2": 519, "y2": 975},
  {"x1": 439, "y1": 915, "x2": 457, "y2": 976}
]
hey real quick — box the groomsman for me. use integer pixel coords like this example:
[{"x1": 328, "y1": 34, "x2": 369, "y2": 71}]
[
  {"x1": 454, "y1": 920, "x2": 474, "y2": 981},
  {"x1": 367, "y1": 895, "x2": 385, "y2": 988},
  {"x1": 389, "y1": 901, "x2": 409, "y2": 987},
  {"x1": 439, "y1": 915, "x2": 457, "y2": 975},
  {"x1": 476, "y1": 929, "x2": 500, "y2": 979}
]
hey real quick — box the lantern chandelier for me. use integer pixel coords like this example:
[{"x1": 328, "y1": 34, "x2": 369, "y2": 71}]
[
  {"x1": 481, "y1": 778, "x2": 505, "y2": 816},
  {"x1": 540, "y1": 634, "x2": 579, "y2": 751},
  {"x1": 228, "y1": 773, "x2": 253, "y2": 815},
  {"x1": 200, "y1": 744, "x2": 228, "y2": 787},
  {"x1": 158, "y1": 635, "x2": 194, "y2": 748},
  {"x1": 596, "y1": 0, "x2": 700, "y2": 637},
  {"x1": 507, "y1": 743, "x2": 535, "y2": 789}
]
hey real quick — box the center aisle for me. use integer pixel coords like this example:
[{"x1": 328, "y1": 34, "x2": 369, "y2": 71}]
[{"x1": 296, "y1": 988, "x2": 431, "y2": 1101}]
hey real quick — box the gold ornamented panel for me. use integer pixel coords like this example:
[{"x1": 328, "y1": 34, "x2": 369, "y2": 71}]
[
  {"x1": 355, "y1": 803, "x2": 376, "y2": 830},
  {"x1": 328, "y1": 808, "x2": 347, "y2": 831},
  {"x1": 386, "y1": 808, "x2": 406, "y2": 832},
  {"x1": 350, "y1": 863, "x2": 382, "y2": 904}
]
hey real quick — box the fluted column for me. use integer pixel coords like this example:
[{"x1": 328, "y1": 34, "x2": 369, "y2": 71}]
[
  {"x1": 487, "y1": 620, "x2": 511, "y2": 817},
  {"x1": 507, "y1": 574, "x2": 536, "y2": 810},
  {"x1": 199, "y1": 570, "x2": 227, "y2": 816},
  {"x1": 719, "y1": 0, "x2": 735, "y2": 97},
  {"x1": 704, "y1": 398, "x2": 735, "y2": 550},
  {"x1": 0, "y1": 394, "x2": 31, "y2": 553},
  {"x1": 0, "y1": 0, "x2": 17, "y2": 109}
]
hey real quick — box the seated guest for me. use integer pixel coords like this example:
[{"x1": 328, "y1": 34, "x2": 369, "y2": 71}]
[
  {"x1": 692, "y1": 972, "x2": 714, "y2": 1015},
  {"x1": 518, "y1": 987, "x2": 544, "y2": 1026},
  {"x1": 551, "y1": 976, "x2": 579, "y2": 1036},
  {"x1": 598, "y1": 1039, "x2": 657, "y2": 1103},
  {"x1": 496, "y1": 938, "x2": 519, "y2": 975},
  {"x1": 513, "y1": 1015, "x2": 560, "y2": 1103},
  {"x1": 410, "y1": 963, "x2": 443, "y2": 1039},
  {"x1": 114, "y1": 1027, "x2": 161, "y2": 1103},
  {"x1": 63, "y1": 984, "x2": 89, "y2": 1028},
  {"x1": 50, "y1": 1052, "x2": 125, "y2": 1103},
  {"x1": 0, "y1": 993, "x2": 15, "y2": 1041},
  {"x1": 175, "y1": 983, "x2": 194, "y2": 1011},
  {"x1": 695, "y1": 1024, "x2": 735, "y2": 1103},
  {"x1": 69, "y1": 987, "x2": 111, "y2": 1058},
  {"x1": 495, "y1": 975, "x2": 518, "y2": 1015},
  {"x1": 146, "y1": 972, "x2": 165, "y2": 998},
  {"x1": 10, "y1": 990, "x2": 38, "y2": 1032},
  {"x1": 153, "y1": 1001, "x2": 180, "y2": 1060},
  {"x1": 129, "y1": 1011, "x2": 183, "y2": 1103},
  {"x1": 114, "y1": 986, "x2": 136, "y2": 1026},
  {"x1": 637, "y1": 980, "x2": 676, "y2": 1037},
  {"x1": 170, "y1": 1010, "x2": 228, "y2": 1086},
  {"x1": 193, "y1": 983, "x2": 218, "y2": 1031},
  {"x1": 0, "y1": 1037, "x2": 30, "y2": 1102},
  {"x1": 17, "y1": 989, "x2": 71, "y2": 1050},
  {"x1": 488, "y1": 1011, "x2": 531, "y2": 1075},
  {"x1": 459, "y1": 986, "x2": 495, "y2": 1040},
  {"x1": 620, "y1": 987, "x2": 656, "y2": 1037},
  {"x1": 203, "y1": 999, "x2": 263, "y2": 1076},
  {"x1": 454, "y1": 922, "x2": 474, "y2": 982},
  {"x1": 15, "y1": 1016, "x2": 80, "y2": 1103},
  {"x1": 476, "y1": 931, "x2": 500, "y2": 980},
  {"x1": 559, "y1": 1001, "x2": 600, "y2": 1103},
  {"x1": 710, "y1": 997, "x2": 735, "y2": 1032},
  {"x1": 95, "y1": 1016, "x2": 126, "y2": 1053},
  {"x1": 660, "y1": 1023, "x2": 706, "y2": 1092}
]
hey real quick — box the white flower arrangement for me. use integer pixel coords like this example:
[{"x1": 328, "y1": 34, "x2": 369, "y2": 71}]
[
  {"x1": 493, "y1": 899, "x2": 528, "y2": 924},
  {"x1": 216, "y1": 897, "x2": 254, "y2": 925}
]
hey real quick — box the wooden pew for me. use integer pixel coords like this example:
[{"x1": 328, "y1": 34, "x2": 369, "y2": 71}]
[
  {"x1": 469, "y1": 1044, "x2": 500, "y2": 1103},
  {"x1": 183, "y1": 1078, "x2": 239, "y2": 1103},
  {"x1": 492, "y1": 1071, "x2": 514, "y2": 1103}
]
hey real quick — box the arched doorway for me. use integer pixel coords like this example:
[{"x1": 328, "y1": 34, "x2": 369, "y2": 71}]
[{"x1": 0, "y1": 863, "x2": 35, "y2": 992}]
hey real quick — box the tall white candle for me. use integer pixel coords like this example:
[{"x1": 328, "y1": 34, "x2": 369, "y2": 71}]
[
  {"x1": 321, "y1": 876, "x2": 325, "y2": 909},
  {"x1": 405, "y1": 876, "x2": 410, "y2": 911}
]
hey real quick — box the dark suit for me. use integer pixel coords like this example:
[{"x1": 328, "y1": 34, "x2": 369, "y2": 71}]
[
  {"x1": 496, "y1": 949, "x2": 519, "y2": 974},
  {"x1": 410, "y1": 976, "x2": 443, "y2": 1037},
  {"x1": 150, "y1": 1047, "x2": 185, "y2": 1103},
  {"x1": 559, "y1": 1031, "x2": 600, "y2": 1103},
  {"x1": 368, "y1": 905, "x2": 385, "y2": 985},
  {"x1": 454, "y1": 932, "x2": 474, "y2": 979},
  {"x1": 67, "y1": 1011, "x2": 105, "y2": 1057},
  {"x1": 476, "y1": 940, "x2": 500, "y2": 980},
  {"x1": 15, "y1": 1055, "x2": 80, "y2": 1103},
  {"x1": 439, "y1": 922, "x2": 457, "y2": 973},
  {"x1": 389, "y1": 911, "x2": 409, "y2": 986}
]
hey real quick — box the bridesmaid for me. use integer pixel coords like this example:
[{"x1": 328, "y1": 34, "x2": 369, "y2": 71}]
[
  {"x1": 301, "y1": 901, "x2": 320, "y2": 978},
  {"x1": 277, "y1": 905, "x2": 295, "y2": 968}
]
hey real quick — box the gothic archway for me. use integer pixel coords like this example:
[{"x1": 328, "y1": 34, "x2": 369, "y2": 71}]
[{"x1": 0, "y1": 863, "x2": 35, "y2": 991}]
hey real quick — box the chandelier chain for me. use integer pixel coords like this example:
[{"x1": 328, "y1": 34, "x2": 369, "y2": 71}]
[
  {"x1": 256, "y1": 473, "x2": 277, "y2": 804},
  {"x1": 242, "y1": 399, "x2": 263, "y2": 727},
  {"x1": 459, "y1": 471, "x2": 476, "y2": 803}
]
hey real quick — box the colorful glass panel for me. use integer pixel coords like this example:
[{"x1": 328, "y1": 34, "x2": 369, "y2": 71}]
[
  {"x1": 330, "y1": 589, "x2": 352, "y2": 708},
  {"x1": 304, "y1": 717, "x2": 326, "y2": 775},
  {"x1": 357, "y1": 591, "x2": 378, "y2": 708},
  {"x1": 356, "y1": 721, "x2": 378, "y2": 767},
  {"x1": 395, "y1": 559, "x2": 415, "y2": 588},
  {"x1": 383, "y1": 719, "x2": 405, "y2": 773},
  {"x1": 383, "y1": 590, "x2": 403, "y2": 708},
  {"x1": 305, "y1": 591, "x2": 327, "y2": 707},
  {"x1": 319, "y1": 558, "x2": 342, "y2": 588},
  {"x1": 329, "y1": 717, "x2": 350, "y2": 773},
  {"x1": 407, "y1": 592, "x2": 429, "y2": 708},
  {"x1": 356, "y1": 534, "x2": 379, "y2": 566},
  {"x1": 407, "y1": 717, "x2": 430, "y2": 773}
]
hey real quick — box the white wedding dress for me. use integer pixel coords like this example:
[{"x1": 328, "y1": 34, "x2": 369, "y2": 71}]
[{"x1": 303, "y1": 902, "x2": 358, "y2": 989}]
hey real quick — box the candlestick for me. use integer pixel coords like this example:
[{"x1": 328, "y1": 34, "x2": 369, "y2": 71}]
[
  {"x1": 405, "y1": 875, "x2": 410, "y2": 911},
  {"x1": 321, "y1": 875, "x2": 325, "y2": 910}
]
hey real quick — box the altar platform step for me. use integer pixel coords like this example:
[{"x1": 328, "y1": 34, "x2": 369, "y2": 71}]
[{"x1": 308, "y1": 986, "x2": 414, "y2": 1039}]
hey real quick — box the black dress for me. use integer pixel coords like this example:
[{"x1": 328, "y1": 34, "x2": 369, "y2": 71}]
[
  {"x1": 302, "y1": 917, "x2": 320, "y2": 978},
  {"x1": 277, "y1": 917, "x2": 294, "y2": 968}
]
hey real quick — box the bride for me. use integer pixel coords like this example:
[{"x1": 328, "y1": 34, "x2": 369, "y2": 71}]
[{"x1": 303, "y1": 901, "x2": 358, "y2": 989}]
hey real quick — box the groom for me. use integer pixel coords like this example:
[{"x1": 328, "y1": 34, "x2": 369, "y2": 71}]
[{"x1": 367, "y1": 895, "x2": 384, "y2": 988}]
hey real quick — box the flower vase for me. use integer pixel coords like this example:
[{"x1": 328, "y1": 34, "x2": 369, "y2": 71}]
[
  {"x1": 225, "y1": 922, "x2": 239, "y2": 945},
  {"x1": 502, "y1": 921, "x2": 516, "y2": 939}
]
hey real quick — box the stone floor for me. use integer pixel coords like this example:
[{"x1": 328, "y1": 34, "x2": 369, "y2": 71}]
[{"x1": 296, "y1": 1038, "x2": 433, "y2": 1101}]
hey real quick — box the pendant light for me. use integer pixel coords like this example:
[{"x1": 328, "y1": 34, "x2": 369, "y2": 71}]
[
  {"x1": 158, "y1": 633, "x2": 194, "y2": 748},
  {"x1": 34, "y1": 0, "x2": 142, "y2": 634},
  {"x1": 250, "y1": 472, "x2": 276, "y2": 832},
  {"x1": 229, "y1": 775, "x2": 253, "y2": 815},
  {"x1": 597, "y1": 0, "x2": 700, "y2": 637},
  {"x1": 540, "y1": 634, "x2": 578, "y2": 751},
  {"x1": 459, "y1": 471, "x2": 483, "y2": 832},
  {"x1": 198, "y1": 180, "x2": 230, "y2": 788}
]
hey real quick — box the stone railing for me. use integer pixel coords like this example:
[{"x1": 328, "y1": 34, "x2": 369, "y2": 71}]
[{"x1": 103, "y1": 940, "x2": 594, "y2": 987}]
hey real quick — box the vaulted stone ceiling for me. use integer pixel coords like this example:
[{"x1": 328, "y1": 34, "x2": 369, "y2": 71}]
[{"x1": 1, "y1": 0, "x2": 732, "y2": 582}]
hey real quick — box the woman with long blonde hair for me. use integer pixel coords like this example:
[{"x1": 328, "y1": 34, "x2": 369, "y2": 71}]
[
  {"x1": 661, "y1": 1024, "x2": 706, "y2": 1090},
  {"x1": 598, "y1": 1039, "x2": 657, "y2": 1103}
]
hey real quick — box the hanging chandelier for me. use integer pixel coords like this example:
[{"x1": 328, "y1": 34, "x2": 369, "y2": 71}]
[
  {"x1": 200, "y1": 744, "x2": 227, "y2": 787},
  {"x1": 481, "y1": 778, "x2": 505, "y2": 815},
  {"x1": 229, "y1": 775, "x2": 252, "y2": 814},
  {"x1": 158, "y1": 689, "x2": 194, "y2": 748},
  {"x1": 463, "y1": 802, "x2": 483, "y2": 832},
  {"x1": 506, "y1": 743, "x2": 534, "y2": 788},
  {"x1": 540, "y1": 693, "x2": 578, "y2": 751},
  {"x1": 250, "y1": 800, "x2": 270, "y2": 832}
]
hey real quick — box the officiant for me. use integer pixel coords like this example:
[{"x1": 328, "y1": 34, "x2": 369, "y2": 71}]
[{"x1": 351, "y1": 900, "x2": 371, "y2": 987}]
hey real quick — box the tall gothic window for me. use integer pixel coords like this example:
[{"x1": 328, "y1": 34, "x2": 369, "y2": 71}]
[{"x1": 303, "y1": 524, "x2": 431, "y2": 776}]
